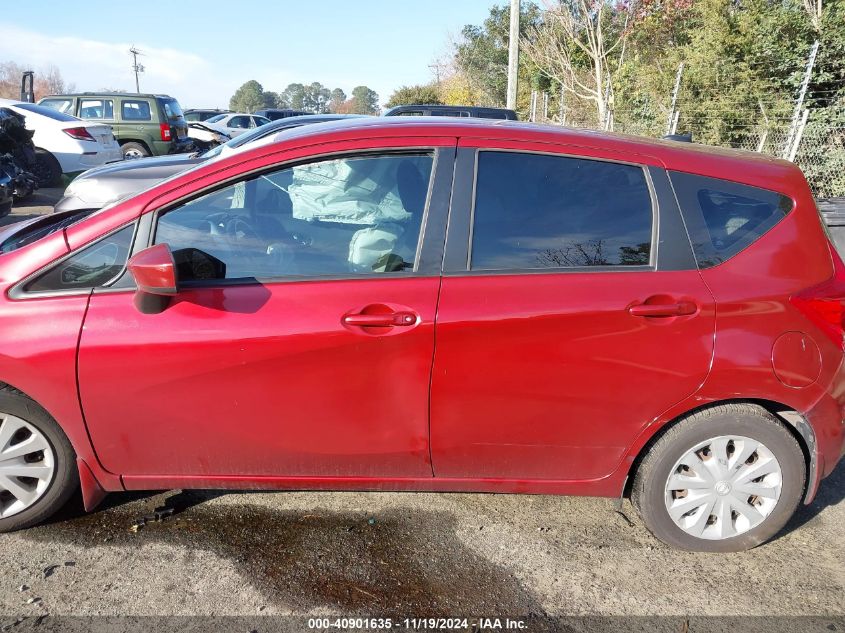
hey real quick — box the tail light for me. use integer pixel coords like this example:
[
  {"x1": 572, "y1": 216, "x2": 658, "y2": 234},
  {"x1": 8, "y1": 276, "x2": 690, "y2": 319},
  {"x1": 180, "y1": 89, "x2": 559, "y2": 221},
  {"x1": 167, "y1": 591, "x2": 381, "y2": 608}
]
[
  {"x1": 159, "y1": 123, "x2": 172, "y2": 141},
  {"x1": 64, "y1": 127, "x2": 95, "y2": 141},
  {"x1": 790, "y1": 243, "x2": 845, "y2": 348}
]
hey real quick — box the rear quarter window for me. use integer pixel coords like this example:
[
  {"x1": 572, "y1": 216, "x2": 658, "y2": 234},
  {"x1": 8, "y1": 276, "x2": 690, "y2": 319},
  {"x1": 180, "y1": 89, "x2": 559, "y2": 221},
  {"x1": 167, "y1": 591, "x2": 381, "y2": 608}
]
[{"x1": 669, "y1": 171, "x2": 794, "y2": 268}]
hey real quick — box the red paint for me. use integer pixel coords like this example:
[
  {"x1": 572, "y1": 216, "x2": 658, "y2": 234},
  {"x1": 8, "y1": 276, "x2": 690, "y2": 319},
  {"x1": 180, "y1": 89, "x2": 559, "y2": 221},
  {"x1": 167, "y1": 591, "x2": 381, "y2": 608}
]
[
  {"x1": 127, "y1": 243, "x2": 178, "y2": 295},
  {"x1": 0, "y1": 118, "x2": 839, "y2": 506}
]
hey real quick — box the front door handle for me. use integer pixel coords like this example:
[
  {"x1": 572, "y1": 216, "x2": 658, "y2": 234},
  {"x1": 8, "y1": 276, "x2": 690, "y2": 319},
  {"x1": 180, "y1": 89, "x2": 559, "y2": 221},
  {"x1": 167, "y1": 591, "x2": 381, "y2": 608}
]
[
  {"x1": 342, "y1": 311, "x2": 417, "y2": 327},
  {"x1": 628, "y1": 301, "x2": 698, "y2": 317}
]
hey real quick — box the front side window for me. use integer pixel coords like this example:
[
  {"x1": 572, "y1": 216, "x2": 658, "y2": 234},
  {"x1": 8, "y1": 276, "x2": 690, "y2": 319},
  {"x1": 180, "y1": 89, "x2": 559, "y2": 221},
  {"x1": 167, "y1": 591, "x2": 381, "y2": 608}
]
[
  {"x1": 39, "y1": 98, "x2": 73, "y2": 114},
  {"x1": 121, "y1": 100, "x2": 152, "y2": 121},
  {"x1": 670, "y1": 171, "x2": 794, "y2": 268},
  {"x1": 25, "y1": 224, "x2": 135, "y2": 293},
  {"x1": 153, "y1": 152, "x2": 434, "y2": 281},
  {"x1": 470, "y1": 151, "x2": 654, "y2": 270},
  {"x1": 79, "y1": 99, "x2": 114, "y2": 120}
]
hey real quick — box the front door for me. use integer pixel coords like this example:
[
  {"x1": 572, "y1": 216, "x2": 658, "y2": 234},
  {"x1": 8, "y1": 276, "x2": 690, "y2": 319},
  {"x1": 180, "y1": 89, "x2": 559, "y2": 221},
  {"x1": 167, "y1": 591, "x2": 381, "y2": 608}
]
[
  {"x1": 78, "y1": 144, "x2": 455, "y2": 479},
  {"x1": 430, "y1": 142, "x2": 716, "y2": 481}
]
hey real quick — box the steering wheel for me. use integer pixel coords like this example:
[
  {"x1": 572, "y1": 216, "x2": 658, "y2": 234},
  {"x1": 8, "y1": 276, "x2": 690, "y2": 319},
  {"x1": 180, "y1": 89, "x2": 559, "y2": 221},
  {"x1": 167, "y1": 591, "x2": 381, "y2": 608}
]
[{"x1": 205, "y1": 212, "x2": 261, "y2": 241}]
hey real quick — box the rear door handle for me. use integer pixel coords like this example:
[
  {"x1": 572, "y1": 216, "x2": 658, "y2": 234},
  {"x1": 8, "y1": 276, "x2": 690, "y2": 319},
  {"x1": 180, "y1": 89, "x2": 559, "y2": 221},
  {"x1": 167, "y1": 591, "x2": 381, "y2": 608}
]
[
  {"x1": 628, "y1": 301, "x2": 698, "y2": 317},
  {"x1": 342, "y1": 312, "x2": 417, "y2": 327}
]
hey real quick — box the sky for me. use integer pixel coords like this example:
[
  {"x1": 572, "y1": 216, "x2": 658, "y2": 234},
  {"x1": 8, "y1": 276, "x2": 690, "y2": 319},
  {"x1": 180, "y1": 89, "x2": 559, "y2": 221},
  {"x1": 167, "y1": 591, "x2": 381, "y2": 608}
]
[{"x1": 0, "y1": 0, "x2": 497, "y2": 109}]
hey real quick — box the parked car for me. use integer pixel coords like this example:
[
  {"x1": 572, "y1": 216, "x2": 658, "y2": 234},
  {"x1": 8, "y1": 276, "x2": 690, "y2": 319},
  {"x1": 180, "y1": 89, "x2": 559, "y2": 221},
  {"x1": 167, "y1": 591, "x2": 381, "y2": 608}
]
[
  {"x1": 38, "y1": 93, "x2": 191, "y2": 159},
  {"x1": 0, "y1": 99, "x2": 121, "y2": 186},
  {"x1": 384, "y1": 104, "x2": 518, "y2": 120},
  {"x1": 54, "y1": 114, "x2": 366, "y2": 214},
  {"x1": 254, "y1": 108, "x2": 310, "y2": 121},
  {"x1": 205, "y1": 112, "x2": 271, "y2": 137},
  {"x1": 0, "y1": 118, "x2": 842, "y2": 552},
  {"x1": 184, "y1": 108, "x2": 230, "y2": 122}
]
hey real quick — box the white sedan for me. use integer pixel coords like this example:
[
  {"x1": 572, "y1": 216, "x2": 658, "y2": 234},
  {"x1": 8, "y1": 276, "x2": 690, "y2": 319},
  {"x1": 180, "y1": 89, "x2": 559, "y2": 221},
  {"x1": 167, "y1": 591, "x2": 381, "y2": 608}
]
[
  {"x1": 0, "y1": 99, "x2": 123, "y2": 186},
  {"x1": 204, "y1": 112, "x2": 272, "y2": 137}
]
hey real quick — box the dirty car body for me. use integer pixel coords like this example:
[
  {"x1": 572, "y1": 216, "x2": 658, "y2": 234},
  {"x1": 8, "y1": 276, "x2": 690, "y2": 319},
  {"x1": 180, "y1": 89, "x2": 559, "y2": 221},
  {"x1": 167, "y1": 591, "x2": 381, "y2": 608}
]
[{"x1": 0, "y1": 118, "x2": 843, "y2": 552}]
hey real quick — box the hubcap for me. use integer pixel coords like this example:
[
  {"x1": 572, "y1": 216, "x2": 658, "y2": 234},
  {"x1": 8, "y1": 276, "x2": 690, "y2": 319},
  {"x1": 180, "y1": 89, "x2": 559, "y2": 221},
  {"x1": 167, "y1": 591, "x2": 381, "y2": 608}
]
[
  {"x1": 664, "y1": 435, "x2": 782, "y2": 540},
  {"x1": 0, "y1": 414, "x2": 55, "y2": 518},
  {"x1": 123, "y1": 149, "x2": 145, "y2": 159}
]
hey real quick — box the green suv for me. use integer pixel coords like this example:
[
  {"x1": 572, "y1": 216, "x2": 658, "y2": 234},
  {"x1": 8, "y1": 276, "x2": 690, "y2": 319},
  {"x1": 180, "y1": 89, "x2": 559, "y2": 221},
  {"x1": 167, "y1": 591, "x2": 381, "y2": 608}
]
[{"x1": 38, "y1": 93, "x2": 191, "y2": 158}]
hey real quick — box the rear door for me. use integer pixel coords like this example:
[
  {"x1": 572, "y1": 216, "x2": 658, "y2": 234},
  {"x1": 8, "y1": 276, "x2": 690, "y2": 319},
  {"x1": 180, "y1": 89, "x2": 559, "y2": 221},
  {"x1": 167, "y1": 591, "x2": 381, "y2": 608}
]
[{"x1": 430, "y1": 140, "x2": 716, "y2": 481}]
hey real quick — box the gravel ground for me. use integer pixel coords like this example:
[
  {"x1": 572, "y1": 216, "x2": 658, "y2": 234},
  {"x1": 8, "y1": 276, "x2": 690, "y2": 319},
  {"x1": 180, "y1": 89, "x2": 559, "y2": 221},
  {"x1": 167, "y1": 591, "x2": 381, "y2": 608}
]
[
  {"x1": 0, "y1": 190, "x2": 842, "y2": 630},
  {"x1": 0, "y1": 469, "x2": 842, "y2": 624}
]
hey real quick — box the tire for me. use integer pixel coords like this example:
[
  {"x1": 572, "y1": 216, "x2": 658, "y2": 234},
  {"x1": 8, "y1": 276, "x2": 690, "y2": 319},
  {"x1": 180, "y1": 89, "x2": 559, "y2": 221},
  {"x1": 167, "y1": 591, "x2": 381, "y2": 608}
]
[
  {"x1": 32, "y1": 149, "x2": 62, "y2": 187},
  {"x1": 121, "y1": 142, "x2": 150, "y2": 159},
  {"x1": 0, "y1": 387, "x2": 78, "y2": 532},
  {"x1": 631, "y1": 403, "x2": 805, "y2": 552}
]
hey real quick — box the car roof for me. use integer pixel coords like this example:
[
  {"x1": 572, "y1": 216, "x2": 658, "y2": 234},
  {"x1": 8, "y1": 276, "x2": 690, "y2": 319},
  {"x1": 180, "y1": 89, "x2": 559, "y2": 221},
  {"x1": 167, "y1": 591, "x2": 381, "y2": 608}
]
[{"x1": 41, "y1": 93, "x2": 173, "y2": 99}]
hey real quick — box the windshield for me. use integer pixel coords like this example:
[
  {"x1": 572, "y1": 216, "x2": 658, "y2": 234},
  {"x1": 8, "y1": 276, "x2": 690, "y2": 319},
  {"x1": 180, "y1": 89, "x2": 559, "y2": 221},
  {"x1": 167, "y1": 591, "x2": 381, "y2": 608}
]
[
  {"x1": 14, "y1": 103, "x2": 81, "y2": 122},
  {"x1": 206, "y1": 114, "x2": 227, "y2": 123}
]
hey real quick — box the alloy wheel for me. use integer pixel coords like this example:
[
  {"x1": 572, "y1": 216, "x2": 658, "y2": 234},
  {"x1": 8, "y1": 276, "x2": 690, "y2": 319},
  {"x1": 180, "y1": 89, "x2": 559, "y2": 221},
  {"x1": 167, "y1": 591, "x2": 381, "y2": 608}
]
[
  {"x1": 664, "y1": 435, "x2": 783, "y2": 540},
  {"x1": 0, "y1": 413, "x2": 56, "y2": 518}
]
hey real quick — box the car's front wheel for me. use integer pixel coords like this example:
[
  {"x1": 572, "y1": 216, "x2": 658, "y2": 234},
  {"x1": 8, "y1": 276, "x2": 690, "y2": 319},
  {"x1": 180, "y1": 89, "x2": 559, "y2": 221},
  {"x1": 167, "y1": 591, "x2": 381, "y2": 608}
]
[
  {"x1": 0, "y1": 387, "x2": 78, "y2": 532},
  {"x1": 632, "y1": 403, "x2": 805, "y2": 552}
]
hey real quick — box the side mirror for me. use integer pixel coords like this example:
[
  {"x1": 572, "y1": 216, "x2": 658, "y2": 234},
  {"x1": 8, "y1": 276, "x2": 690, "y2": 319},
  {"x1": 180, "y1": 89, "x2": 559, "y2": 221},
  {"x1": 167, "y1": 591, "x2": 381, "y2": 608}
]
[{"x1": 128, "y1": 243, "x2": 178, "y2": 296}]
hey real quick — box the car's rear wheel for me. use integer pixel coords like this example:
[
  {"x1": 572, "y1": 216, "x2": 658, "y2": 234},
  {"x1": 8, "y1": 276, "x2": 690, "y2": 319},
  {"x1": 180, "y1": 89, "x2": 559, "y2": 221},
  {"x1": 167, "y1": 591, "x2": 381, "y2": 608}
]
[
  {"x1": 631, "y1": 403, "x2": 805, "y2": 552},
  {"x1": 121, "y1": 142, "x2": 150, "y2": 159},
  {"x1": 0, "y1": 388, "x2": 78, "y2": 532},
  {"x1": 32, "y1": 149, "x2": 63, "y2": 187}
]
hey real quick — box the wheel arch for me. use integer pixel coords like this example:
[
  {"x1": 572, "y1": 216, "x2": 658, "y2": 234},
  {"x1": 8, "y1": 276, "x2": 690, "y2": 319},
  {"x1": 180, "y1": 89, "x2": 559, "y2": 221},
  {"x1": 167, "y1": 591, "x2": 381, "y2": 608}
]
[
  {"x1": 0, "y1": 379, "x2": 118, "y2": 507},
  {"x1": 624, "y1": 398, "x2": 816, "y2": 503},
  {"x1": 118, "y1": 139, "x2": 152, "y2": 154}
]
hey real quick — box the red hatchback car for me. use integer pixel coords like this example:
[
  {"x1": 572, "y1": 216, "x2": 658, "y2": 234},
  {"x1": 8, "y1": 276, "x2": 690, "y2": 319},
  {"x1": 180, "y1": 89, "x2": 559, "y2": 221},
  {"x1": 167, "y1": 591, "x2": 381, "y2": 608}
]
[{"x1": 0, "y1": 118, "x2": 842, "y2": 551}]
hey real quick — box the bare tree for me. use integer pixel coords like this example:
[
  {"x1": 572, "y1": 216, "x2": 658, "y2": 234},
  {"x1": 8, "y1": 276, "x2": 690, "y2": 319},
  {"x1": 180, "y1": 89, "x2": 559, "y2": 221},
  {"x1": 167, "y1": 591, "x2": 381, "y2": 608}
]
[
  {"x1": 802, "y1": 0, "x2": 823, "y2": 31},
  {"x1": 521, "y1": 0, "x2": 625, "y2": 127}
]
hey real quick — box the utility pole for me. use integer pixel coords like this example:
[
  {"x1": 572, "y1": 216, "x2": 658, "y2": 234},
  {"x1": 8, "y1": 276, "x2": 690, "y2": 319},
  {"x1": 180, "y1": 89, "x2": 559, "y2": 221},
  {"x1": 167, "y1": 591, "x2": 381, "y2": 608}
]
[
  {"x1": 129, "y1": 46, "x2": 145, "y2": 93},
  {"x1": 783, "y1": 40, "x2": 819, "y2": 159},
  {"x1": 506, "y1": 0, "x2": 520, "y2": 110},
  {"x1": 665, "y1": 63, "x2": 684, "y2": 135}
]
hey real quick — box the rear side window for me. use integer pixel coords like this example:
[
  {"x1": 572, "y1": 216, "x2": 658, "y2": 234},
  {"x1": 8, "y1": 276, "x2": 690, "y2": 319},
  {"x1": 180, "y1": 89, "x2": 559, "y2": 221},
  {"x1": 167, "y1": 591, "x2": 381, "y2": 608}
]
[
  {"x1": 670, "y1": 172, "x2": 793, "y2": 268},
  {"x1": 470, "y1": 152, "x2": 654, "y2": 270},
  {"x1": 79, "y1": 99, "x2": 114, "y2": 120},
  {"x1": 122, "y1": 100, "x2": 151, "y2": 120}
]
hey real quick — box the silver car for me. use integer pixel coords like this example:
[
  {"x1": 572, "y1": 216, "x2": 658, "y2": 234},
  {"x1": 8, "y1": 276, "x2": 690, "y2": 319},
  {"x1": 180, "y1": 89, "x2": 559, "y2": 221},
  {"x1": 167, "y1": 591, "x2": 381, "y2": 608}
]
[{"x1": 54, "y1": 115, "x2": 368, "y2": 213}]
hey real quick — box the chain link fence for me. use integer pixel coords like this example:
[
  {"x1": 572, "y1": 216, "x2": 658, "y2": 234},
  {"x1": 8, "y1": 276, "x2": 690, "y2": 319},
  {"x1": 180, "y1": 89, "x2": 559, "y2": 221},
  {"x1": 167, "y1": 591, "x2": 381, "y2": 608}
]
[{"x1": 525, "y1": 77, "x2": 844, "y2": 200}]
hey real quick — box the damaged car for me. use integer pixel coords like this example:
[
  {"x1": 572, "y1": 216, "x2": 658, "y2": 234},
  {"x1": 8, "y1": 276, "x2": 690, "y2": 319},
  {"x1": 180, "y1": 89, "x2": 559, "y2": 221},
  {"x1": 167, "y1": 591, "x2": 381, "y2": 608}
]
[
  {"x1": 0, "y1": 99, "x2": 122, "y2": 186},
  {"x1": 0, "y1": 107, "x2": 39, "y2": 211},
  {"x1": 55, "y1": 114, "x2": 367, "y2": 214}
]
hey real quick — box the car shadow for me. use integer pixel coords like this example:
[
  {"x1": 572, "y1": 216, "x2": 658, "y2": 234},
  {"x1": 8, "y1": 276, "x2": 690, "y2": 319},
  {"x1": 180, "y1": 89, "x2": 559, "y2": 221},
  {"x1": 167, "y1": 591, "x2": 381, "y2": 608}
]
[{"x1": 45, "y1": 488, "x2": 230, "y2": 527}]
